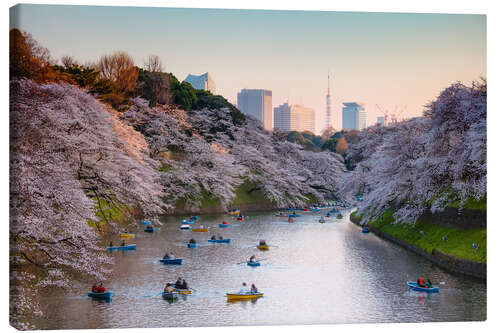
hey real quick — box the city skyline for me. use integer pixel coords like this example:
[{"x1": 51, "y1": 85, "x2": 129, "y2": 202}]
[{"x1": 10, "y1": 5, "x2": 486, "y2": 133}]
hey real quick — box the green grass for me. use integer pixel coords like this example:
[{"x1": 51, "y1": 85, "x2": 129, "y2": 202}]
[
  {"x1": 231, "y1": 179, "x2": 269, "y2": 205},
  {"x1": 200, "y1": 190, "x2": 220, "y2": 208},
  {"x1": 369, "y1": 210, "x2": 486, "y2": 263},
  {"x1": 449, "y1": 195, "x2": 486, "y2": 210},
  {"x1": 88, "y1": 196, "x2": 130, "y2": 231}
]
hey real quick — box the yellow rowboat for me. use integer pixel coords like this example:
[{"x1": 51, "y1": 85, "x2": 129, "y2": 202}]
[
  {"x1": 120, "y1": 233, "x2": 135, "y2": 238},
  {"x1": 226, "y1": 293, "x2": 263, "y2": 301},
  {"x1": 257, "y1": 245, "x2": 269, "y2": 251},
  {"x1": 191, "y1": 228, "x2": 208, "y2": 232},
  {"x1": 228, "y1": 210, "x2": 240, "y2": 215},
  {"x1": 174, "y1": 288, "x2": 192, "y2": 295}
]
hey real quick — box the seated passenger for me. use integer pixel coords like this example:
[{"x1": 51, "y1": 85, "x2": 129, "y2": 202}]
[
  {"x1": 189, "y1": 238, "x2": 196, "y2": 244},
  {"x1": 250, "y1": 283, "x2": 258, "y2": 294},
  {"x1": 426, "y1": 279, "x2": 433, "y2": 288},
  {"x1": 259, "y1": 240, "x2": 266, "y2": 246},
  {"x1": 239, "y1": 282, "x2": 249, "y2": 294},
  {"x1": 181, "y1": 279, "x2": 188, "y2": 290},
  {"x1": 96, "y1": 282, "x2": 106, "y2": 293},
  {"x1": 92, "y1": 284, "x2": 99, "y2": 293},
  {"x1": 175, "y1": 277, "x2": 183, "y2": 289},
  {"x1": 211, "y1": 235, "x2": 216, "y2": 240},
  {"x1": 249, "y1": 255, "x2": 256, "y2": 263},
  {"x1": 417, "y1": 277, "x2": 426, "y2": 287}
]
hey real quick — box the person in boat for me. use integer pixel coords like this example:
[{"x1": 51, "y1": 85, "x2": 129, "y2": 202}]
[
  {"x1": 174, "y1": 277, "x2": 183, "y2": 289},
  {"x1": 211, "y1": 235, "x2": 216, "y2": 240},
  {"x1": 217, "y1": 234, "x2": 223, "y2": 240},
  {"x1": 96, "y1": 282, "x2": 106, "y2": 293},
  {"x1": 250, "y1": 284, "x2": 258, "y2": 294},
  {"x1": 222, "y1": 221, "x2": 228, "y2": 225},
  {"x1": 168, "y1": 252, "x2": 175, "y2": 260},
  {"x1": 92, "y1": 283, "x2": 99, "y2": 293},
  {"x1": 240, "y1": 282, "x2": 249, "y2": 294},
  {"x1": 181, "y1": 279, "x2": 188, "y2": 290},
  {"x1": 426, "y1": 279, "x2": 433, "y2": 288},
  {"x1": 109, "y1": 241, "x2": 113, "y2": 247},
  {"x1": 164, "y1": 284, "x2": 175, "y2": 293},
  {"x1": 121, "y1": 240, "x2": 126, "y2": 247},
  {"x1": 163, "y1": 252, "x2": 169, "y2": 260},
  {"x1": 146, "y1": 225, "x2": 153, "y2": 231},
  {"x1": 417, "y1": 277, "x2": 427, "y2": 288},
  {"x1": 189, "y1": 238, "x2": 196, "y2": 244},
  {"x1": 259, "y1": 240, "x2": 267, "y2": 246},
  {"x1": 124, "y1": 229, "x2": 129, "y2": 234},
  {"x1": 249, "y1": 255, "x2": 257, "y2": 263}
]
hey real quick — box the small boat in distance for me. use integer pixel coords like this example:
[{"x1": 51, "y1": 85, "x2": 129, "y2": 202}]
[
  {"x1": 407, "y1": 281, "x2": 439, "y2": 293},
  {"x1": 108, "y1": 244, "x2": 136, "y2": 251},
  {"x1": 160, "y1": 258, "x2": 183, "y2": 265},
  {"x1": 226, "y1": 292, "x2": 263, "y2": 301},
  {"x1": 88, "y1": 291, "x2": 113, "y2": 300},
  {"x1": 120, "y1": 233, "x2": 135, "y2": 238}
]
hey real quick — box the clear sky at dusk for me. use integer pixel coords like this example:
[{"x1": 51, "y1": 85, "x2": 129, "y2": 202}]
[{"x1": 10, "y1": 4, "x2": 486, "y2": 133}]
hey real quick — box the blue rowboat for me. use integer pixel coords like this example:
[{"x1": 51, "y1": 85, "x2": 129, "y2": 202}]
[
  {"x1": 190, "y1": 216, "x2": 199, "y2": 221},
  {"x1": 247, "y1": 261, "x2": 261, "y2": 267},
  {"x1": 141, "y1": 221, "x2": 152, "y2": 225},
  {"x1": 160, "y1": 258, "x2": 183, "y2": 265},
  {"x1": 219, "y1": 223, "x2": 230, "y2": 228},
  {"x1": 108, "y1": 244, "x2": 136, "y2": 251},
  {"x1": 330, "y1": 209, "x2": 339, "y2": 213},
  {"x1": 407, "y1": 282, "x2": 439, "y2": 293},
  {"x1": 187, "y1": 243, "x2": 197, "y2": 248},
  {"x1": 310, "y1": 208, "x2": 320, "y2": 212},
  {"x1": 208, "y1": 238, "x2": 231, "y2": 244},
  {"x1": 144, "y1": 227, "x2": 155, "y2": 233},
  {"x1": 362, "y1": 227, "x2": 370, "y2": 233},
  {"x1": 88, "y1": 291, "x2": 113, "y2": 300},
  {"x1": 181, "y1": 219, "x2": 194, "y2": 224},
  {"x1": 180, "y1": 224, "x2": 191, "y2": 230},
  {"x1": 162, "y1": 292, "x2": 179, "y2": 300},
  {"x1": 288, "y1": 214, "x2": 300, "y2": 218}
]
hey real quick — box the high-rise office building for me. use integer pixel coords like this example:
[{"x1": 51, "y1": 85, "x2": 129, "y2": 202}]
[
  {"x1": 237, "y1": 89, "x2": 273, "y2": 130},
  {"x1": 377, "y1": 116, "x2": 387, "y2": 126},
  {"x1": 274, "y1": 102, "x2": 315, "y2": 133},
  {"x1": 184, "y1": 72, "x2": 216, "y2": 94},
  {"x1": 342, "y1": 102, "x2": 367, "y2": 131}
]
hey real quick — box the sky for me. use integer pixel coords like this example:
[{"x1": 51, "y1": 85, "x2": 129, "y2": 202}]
[{"x1": 10, "y1": 4, "x2": 486, "y2": 133}]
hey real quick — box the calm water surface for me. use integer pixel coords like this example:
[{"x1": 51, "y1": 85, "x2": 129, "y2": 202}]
[{"x1": 37, "y1": 209, "x2": 486, "y2": 329}]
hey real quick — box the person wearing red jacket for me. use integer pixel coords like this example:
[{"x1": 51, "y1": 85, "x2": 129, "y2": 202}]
[{"x1": 417, "y1": 277, "x2": 426, "y2": 288}]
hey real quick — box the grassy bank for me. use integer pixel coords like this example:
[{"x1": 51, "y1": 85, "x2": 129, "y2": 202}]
[{"x1": 353, "y1": 210, "x2": 486, "y2": 263}]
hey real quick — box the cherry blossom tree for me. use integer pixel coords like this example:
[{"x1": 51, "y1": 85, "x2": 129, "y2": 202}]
[
  {"x1": 341, "y1": 80, "x2": 486, "y2": 224},
  {"x1": 10, "y1": 79, "x2": 165, "y2": 328}
]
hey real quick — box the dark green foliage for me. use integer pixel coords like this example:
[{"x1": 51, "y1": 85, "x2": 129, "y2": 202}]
[
  {"x1": 322, "y1": 139, "x2": 337, "y2": 152},
  {"x1": 53, "y1": 64, "x2": 99, "y2": 88},
  {"x1": 136, "y1": 68, "x2": 172, "y2": 106}
]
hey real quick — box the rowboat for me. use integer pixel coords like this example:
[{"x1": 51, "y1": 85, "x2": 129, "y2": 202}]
[
  {"x1": 310, "y1": 208, "x2": 320, "y2": 212},
  {"x1": 407, "y1": 282, "x2": 439, "y2": 293},
  {"x1": 187, "y1": 243, "x2": 197, "y2": 248},
  {"x1": 144, "y1": 227, "x2": 155, "y2": 233},
  {"x1": 228, "y1": 209, "x2": 240, "y2": 215},
  {"x1": 160, "y1": 258, "x2": 183, "y2": 265},
  {"x1": 192, "y1": 228, "x2": 208, "y2": 232},
  {"x1": 319, "y1": 219, "x2": 325, "y2": 223},
  {"x1": 336, "y1": 214, "x2": 343, "y2": 219},
  {"x1": 162, "y1": 292, "x2": 179, "y2": 300},
  {"x1": 180, "y1": 224, "x2": 191, "y2": 230},
  {"x1": 362, "y1": 227, "x2": 370, "y2": 233},
  {"x1": 88, "y1": 291, "x2": 113, "y2": 300},
  {"x1": 120, "y1": 233, "x2": 135, "y2": 238},
  {"x1": 190, "y1": 216, "x2": 199, "y2": 221},
  {"x1": 219, "y1": 223, "x2": 230, "y2": 228},
  {"x1": 208, "y1": 238, "x2": 231, "y2": 243},
  {"x1": 226, "y1": 293, "x2": 263, "y2": 300},
  {"x1": 257, "y1": 245, "x2": 269, "y2": 251},
  {"x1": 288, "y1": 214, "x2": 300, "y2": 218},
  {"x1": 140, "y1": 221, "x2": 152, "y2": 225},
  {"x1": 180, "y1": 219, "x2": 194, "y2": 224},
  {"x1": 247, "y1": 261, "x2": 261, "y2": 267},
  {"x1": 165, "y1": 283, "x2": 192, "y2": 294},
  {"x1": 108, "y1": 244, "x2": 136, "y2": 251}
]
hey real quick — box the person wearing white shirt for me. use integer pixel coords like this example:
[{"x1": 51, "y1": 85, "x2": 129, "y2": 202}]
[{"x1": 239, "y1": 282, "x2": 249, "y2": 294}]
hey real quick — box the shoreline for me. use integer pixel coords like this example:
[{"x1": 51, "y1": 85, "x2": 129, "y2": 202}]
[{"x1": 350, "y1": 213, "x2": 486, "y2": 280}]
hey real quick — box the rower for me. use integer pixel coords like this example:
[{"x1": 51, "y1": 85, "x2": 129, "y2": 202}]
[
  {"x1": 189, "y1": 238, "x2": 196, "y2": 244},
  {"x1": 259, "y1": 240, "x2": 267, "y2": 246},
  {"x1": 249, "y1": 255, "x2": 257, "y2": 263},
  {"x1": 175, "y1": 277, "x2": 183, "y2": 289}
]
